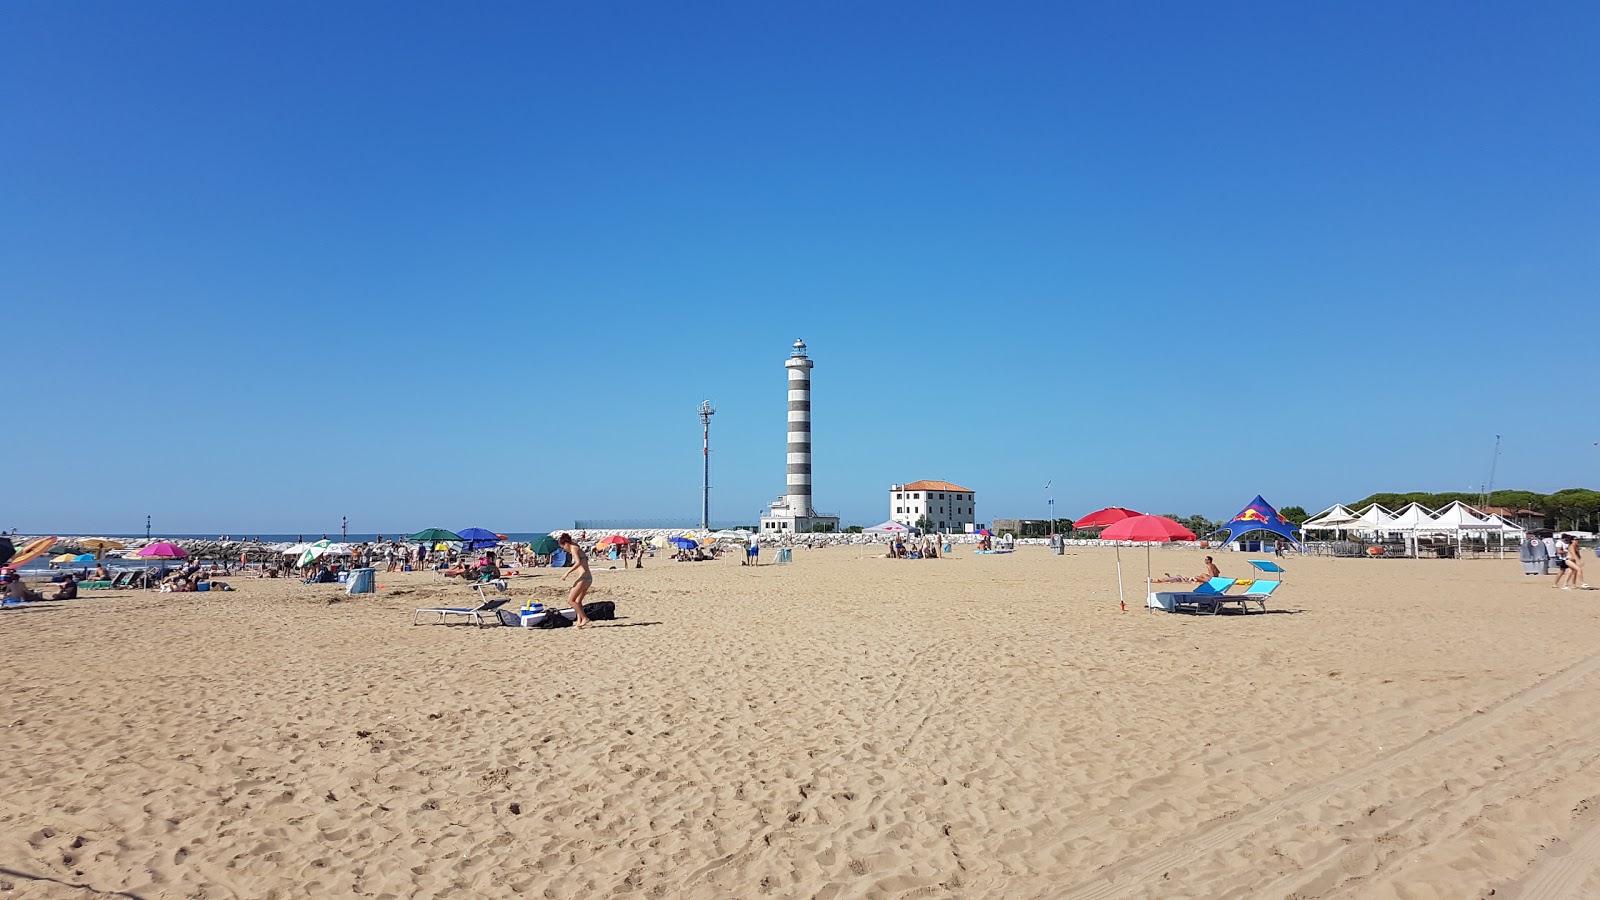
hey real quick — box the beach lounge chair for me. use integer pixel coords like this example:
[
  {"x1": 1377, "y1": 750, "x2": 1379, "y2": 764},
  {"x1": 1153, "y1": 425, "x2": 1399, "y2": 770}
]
[
  {"x1": 1157, "y1": 577, "x2": 1237, "y2": 614},
  {"x1": 1212, "y1": 580, "x2": 1280, "y2": 614},
  {"x1": 1210, "y1": 561, "x2": 1286, "y2": 614},
  {"x1": 412, "y1": 597, "x2": 506, "y2": 627}
]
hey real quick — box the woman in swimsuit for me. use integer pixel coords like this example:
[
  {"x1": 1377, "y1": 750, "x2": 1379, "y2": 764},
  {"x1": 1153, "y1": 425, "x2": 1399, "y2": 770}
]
[
  {"x1": 1558, "y1": 535, "x2": 1587, "y2": 590},
  {"x1": 557, "y1": 533, "x2": 594, "y2": 627}
]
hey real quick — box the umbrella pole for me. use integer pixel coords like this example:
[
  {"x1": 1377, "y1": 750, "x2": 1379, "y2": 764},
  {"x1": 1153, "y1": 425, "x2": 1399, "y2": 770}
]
[
  {"x1": 1116, "y1": 546, "x2": 1125, "y2": 609},
  {"x1": 1146, "y1": 543, "x2": 1153, "y2": 602}
]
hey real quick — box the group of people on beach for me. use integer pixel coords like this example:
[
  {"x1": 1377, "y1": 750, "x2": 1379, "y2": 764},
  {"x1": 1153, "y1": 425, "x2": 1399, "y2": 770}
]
[{"x1": 887, "y1": 534, "x2": 943, "y2": 559}]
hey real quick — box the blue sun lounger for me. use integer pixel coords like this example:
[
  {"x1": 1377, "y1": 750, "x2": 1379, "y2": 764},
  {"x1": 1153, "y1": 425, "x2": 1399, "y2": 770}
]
[{"x1": 1164, "y1": 577, "x2": 1238, "y2": 614}]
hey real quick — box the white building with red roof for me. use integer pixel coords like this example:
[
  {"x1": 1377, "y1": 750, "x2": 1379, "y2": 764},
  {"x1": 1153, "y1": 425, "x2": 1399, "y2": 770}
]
[{"x1": 889, "y1": 481, "x2": 977, "y2": 533}]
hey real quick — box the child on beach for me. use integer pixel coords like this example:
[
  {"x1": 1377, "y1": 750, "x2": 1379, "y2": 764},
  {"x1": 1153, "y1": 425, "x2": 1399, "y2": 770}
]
[{"x1": 557, "y1": 533, "x2": 594, "y2": 627}]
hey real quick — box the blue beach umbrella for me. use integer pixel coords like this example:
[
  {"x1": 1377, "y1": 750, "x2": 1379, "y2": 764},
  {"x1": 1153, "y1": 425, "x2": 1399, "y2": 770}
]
[
  {"x1": 73, "y1": 554, "x2": 95, "y2": 562},
  {"x1": 456, "y1": 527, "x2": 500, "y2": 550},
  {"x1": 668, "y1": 537, "x2": 698, "y2": 550}
]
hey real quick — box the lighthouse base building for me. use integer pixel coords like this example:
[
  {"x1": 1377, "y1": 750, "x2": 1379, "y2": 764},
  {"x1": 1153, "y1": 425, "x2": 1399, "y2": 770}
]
[{"x1": 760, "y1": 339, "x2": 840, "y2": 535}]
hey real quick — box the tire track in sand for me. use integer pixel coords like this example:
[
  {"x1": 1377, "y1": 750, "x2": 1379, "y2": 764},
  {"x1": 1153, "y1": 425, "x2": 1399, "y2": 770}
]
[
  {"x1": 1504, "y1": 799, "x2": 1600, "y2": 900},
  {"x1": 1044, "y1": 650, "x2": 1600, "y2": 900}
]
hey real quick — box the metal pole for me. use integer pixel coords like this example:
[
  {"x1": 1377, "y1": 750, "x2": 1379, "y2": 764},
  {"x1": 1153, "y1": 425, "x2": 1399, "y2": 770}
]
[{"x1": 698, "y1": 400, "x2": 715, "y2": 532}]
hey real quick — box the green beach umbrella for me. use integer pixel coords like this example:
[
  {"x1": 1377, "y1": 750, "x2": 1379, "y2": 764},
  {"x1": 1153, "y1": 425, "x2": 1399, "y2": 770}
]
[
  {"x1": 407, "y1": 528, "x2": 462, "y2": 543},
  {"x1": 527, "y1": 535, "x2": 560, "y2": 554},
  {"x1": 296, "y1": 539, "x2": 333, "y2": 568}
]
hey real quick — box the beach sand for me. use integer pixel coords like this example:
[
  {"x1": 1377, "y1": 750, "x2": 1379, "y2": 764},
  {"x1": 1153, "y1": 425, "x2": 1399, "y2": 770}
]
[{"x1": 4, "y1": 546, "x2": 1600, "y2": 899}]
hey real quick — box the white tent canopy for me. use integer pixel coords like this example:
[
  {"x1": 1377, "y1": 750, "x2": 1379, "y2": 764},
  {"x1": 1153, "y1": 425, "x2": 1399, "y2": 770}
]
[
  {"x1": 863, "y1": 520, "x2": 919, "y2": 535},
  {"x1": 1302, "y1": 504, "x2": 1362, "y2": 530},
  {"x1": 1427, "y1": 501, "x2": 1499, "y2": 532},
  {"x1": 1384, "y1": 503, "x2": 1437, "y2": 532},
  {"x1": 1483, "y1": 513, "x2": 1526, "y2": 537},
  {"x1": 1351, "y1": 504, "x2": 1397, "y2": 531}
]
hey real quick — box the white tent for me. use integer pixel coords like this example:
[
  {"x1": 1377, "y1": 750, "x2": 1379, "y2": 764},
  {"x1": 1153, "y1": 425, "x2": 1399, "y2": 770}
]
[
  {"x1": 1385, "y1": 503, "x2": 1437, "y2": 531},
  {"x1": 1428, "y1": 501, "x2": 1497, "y2": 531},
  {"x1": 1483, "y1": 513, "x2": 1526, "y2": 537},
  {"x1": 1350, "y1": 504, "x2": 1397, "y2": 532},
  {"x1": 1302, "y1": 504, "x2": 1362, "y2": 531},
  {"x1": 863, "y1": 520, "x2": 919, "y2": 535}
]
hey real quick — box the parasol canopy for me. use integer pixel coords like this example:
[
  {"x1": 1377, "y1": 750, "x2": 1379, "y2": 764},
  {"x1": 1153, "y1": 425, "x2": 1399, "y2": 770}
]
[
  {"x1": 407, "y1": 528, "x2": 462, "y2": 543},
  {"x1": 297, "y1": 539, "x2": 333, "y2": 568},
  {"x1": 1073, "y1": 507, "x2": 1142, "y2": 529},
  {"x1": 1100, "y1": 515, "x2": 1197, "y2": 542},
  {"x1": 51, "y1": 553, "x2": 79, "y2": 564},
  {"x1": 597, "y1": 535, "x2": 630, "y2": 547},
  {"x1": 8, "y1": 537, "x2": 59, "y2": 568},
  {"x1": 137, "y1": 542, "x2": 189, "y2": 559},
  {"x1": 73, "y1": 554, "x2": 96, "y2": 562},
  {"x1": 527, "y1": 535, "x2": 560, "y2": 554},
  {"x1": 668, "y1": 536, "x2": 698, "y2": 550},
  {"x1": 1097, "y1": 515, "x2": 1197, "y2": 607},
  {"x1": 81, "y1": 538, "x2": 126, "y2": 552},
  {"x1": 456, "y1": 527, "x2": 500, "y2": 549}
]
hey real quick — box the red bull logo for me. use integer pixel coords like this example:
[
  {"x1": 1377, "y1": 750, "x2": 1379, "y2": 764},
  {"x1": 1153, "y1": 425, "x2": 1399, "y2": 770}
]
[{"x1": 1235, "y1": 508, "x2": 1270, "y2": 524}]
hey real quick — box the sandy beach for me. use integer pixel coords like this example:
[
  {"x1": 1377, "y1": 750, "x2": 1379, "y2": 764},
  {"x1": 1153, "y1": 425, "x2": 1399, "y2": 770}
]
[{"x1": 4, "y1": 546, "x2": 1600, "y2": 899}]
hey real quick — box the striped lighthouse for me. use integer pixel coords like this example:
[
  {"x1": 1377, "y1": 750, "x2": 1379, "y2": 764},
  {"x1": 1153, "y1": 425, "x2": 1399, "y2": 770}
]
[
  {"x1": 760, "y1": 338, "x2": 839, "y2": 534},
  {"x1": 785, "y1": 339, "x2": 814, "y2": 516}
]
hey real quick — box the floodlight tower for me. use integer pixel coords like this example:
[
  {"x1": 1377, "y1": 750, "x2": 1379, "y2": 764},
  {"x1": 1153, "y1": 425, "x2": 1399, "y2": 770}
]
[{"x1": 699, "y1": 400, "x2": 716, "y2": 531}]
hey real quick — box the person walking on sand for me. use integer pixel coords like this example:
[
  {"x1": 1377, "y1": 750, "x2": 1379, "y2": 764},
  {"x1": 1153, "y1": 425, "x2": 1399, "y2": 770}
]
[
  {"x1": 1556, "y1": 535, "x2": 1587, "y2": 590},
  {"x1": 557, "y1": 533, "x2": 594, "y2": 627}
]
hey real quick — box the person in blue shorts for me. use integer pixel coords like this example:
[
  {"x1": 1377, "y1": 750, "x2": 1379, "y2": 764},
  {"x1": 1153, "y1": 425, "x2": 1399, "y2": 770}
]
[{"x1": 746, "y1": 534, "x2": 760, "y2": 566}]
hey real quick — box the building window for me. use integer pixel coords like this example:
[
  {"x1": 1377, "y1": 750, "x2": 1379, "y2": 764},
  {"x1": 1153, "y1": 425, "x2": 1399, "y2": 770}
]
[{"x1": 913, "y1": 493, "x2": 920, "y2": 499}]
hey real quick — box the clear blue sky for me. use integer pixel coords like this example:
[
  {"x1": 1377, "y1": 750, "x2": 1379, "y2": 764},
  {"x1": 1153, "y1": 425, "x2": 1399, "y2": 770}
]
[{"x1": 4, "y1": 2, "x2": 1596, "y2": 534}]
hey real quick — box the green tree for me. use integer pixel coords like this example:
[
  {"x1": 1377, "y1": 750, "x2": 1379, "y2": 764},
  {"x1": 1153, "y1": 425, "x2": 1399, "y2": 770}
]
[
  {"x1": 843, "y1": 525, "x2": 864, "y2": 534},
  {"x1": 1279, "y1": 506, "x2": 1309, "y2": 525},
  {"x1": 915, "y1": 515, "x2": 934, "y2": 533}
]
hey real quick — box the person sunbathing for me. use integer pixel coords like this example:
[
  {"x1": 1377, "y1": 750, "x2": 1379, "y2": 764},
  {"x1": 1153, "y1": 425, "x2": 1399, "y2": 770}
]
[{"x1": 441, "y1": 561, "x2": 472, "y2": 578}]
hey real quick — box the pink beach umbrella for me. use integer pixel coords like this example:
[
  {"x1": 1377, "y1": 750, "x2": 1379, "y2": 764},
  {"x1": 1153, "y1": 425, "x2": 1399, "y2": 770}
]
[
  {"x1": 136, "y1": 542, "x2": 189, "y2": 559},
  {"x1": 1098, "y1": 515, "x2": 1198, "y2": 609}
]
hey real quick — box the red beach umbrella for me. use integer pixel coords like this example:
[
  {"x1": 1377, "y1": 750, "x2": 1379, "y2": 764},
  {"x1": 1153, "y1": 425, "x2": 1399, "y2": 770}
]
[
  {"x1": 1073, "y1": 507, "x2": 1142, "y2": 529},
  {"x1": 1098, "y1": 515, "x2": 1197, "y2": 608},
  {"x1": 597, "y1": 535, "x2": 630, "y2": 547},
  {"x1": 1100, "y1": 515, "x2": 1196, "y2": 542}
]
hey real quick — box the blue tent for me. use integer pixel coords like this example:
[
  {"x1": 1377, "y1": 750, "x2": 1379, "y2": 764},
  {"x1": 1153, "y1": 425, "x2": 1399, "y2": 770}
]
[{"x1": 1217, "y1": 495, "x2": 1301, "y2": 547}]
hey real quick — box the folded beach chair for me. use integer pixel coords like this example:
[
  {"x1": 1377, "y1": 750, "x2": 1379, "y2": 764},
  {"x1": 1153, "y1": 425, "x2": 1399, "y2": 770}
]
[
  {"x1": 412, "y1": 597, "x2": 505, "y2": 627},
  {"x1": 108, "y1": 571, "x2": 133, "y2": 589},
  {"x1": 472, "y1": 579, "x2": 509, "y2": 603}
]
